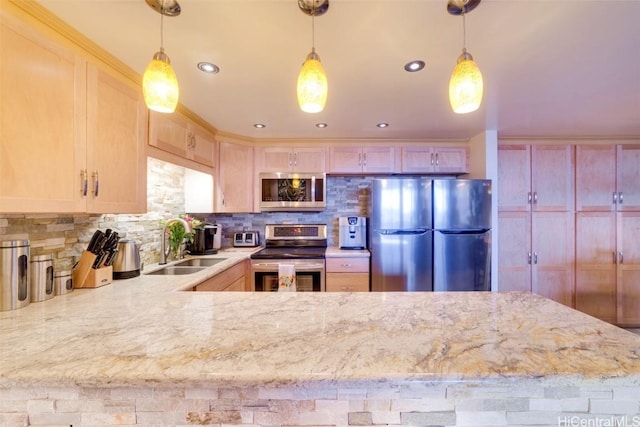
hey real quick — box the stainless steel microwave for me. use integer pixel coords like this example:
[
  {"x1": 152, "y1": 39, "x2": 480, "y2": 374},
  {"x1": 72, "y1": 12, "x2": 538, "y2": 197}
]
[{"x1": 259, "y1": 172, "x2": 326, "y2": 211}]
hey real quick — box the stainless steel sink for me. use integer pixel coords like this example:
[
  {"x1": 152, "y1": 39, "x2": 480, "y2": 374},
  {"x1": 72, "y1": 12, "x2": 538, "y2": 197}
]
[
  {"x1": 146, "y1": 266, "x2": 207, "y2": 275},
  {"x1": 174, "y1": 258, "x2": 226, "y2": 267}
]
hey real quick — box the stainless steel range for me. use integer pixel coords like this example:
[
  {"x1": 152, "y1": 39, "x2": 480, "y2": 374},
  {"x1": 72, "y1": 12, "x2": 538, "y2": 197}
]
[{"x1": 250, "y1": 224, "x2": 327, "y2": 292}]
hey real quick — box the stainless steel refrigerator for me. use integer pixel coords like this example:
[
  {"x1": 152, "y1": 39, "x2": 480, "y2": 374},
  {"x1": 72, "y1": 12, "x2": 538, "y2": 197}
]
[
  {"x1": 370, "y1": 177, "x2": 433, "y2": 291},
  {"x1": 433, "y1": 179, "x2": 491, "y2": 291},
  {"x1": 370, "y1": 178, "x2": 491, "y2": 292}
]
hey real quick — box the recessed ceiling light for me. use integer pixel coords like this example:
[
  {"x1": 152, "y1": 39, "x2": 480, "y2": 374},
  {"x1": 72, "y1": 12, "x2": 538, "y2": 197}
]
[
  {"x1": 197, "y1": 62, "x2": 220, "y2": 74},
  {"x1": 377, "y1": 123, "x2": 389, "y2": 128},
  {"x1": 404, "y1": 60, "x2": 425, "y2": 72},
  {"x1": 316, "y1": 123, "x2": 327, "y2": 128},
  {"x1": 253, "y1": 123, "x2": 266, "y2": 128}
]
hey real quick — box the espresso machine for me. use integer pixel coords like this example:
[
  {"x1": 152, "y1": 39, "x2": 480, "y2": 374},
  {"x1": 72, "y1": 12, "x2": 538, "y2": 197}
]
[{"x1": 338, "y1": 217, "x2": 367, "y2": 249}]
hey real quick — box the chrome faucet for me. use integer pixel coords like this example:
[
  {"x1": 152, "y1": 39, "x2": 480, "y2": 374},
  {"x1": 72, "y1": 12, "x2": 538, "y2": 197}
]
[{"x1": 160, "y1": 218, "x2": 192, "y2": 265}]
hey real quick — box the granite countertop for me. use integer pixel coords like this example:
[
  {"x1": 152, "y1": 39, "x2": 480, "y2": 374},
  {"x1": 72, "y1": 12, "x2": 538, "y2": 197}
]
[{"x1": 0, "y1": 248, "x2": 639, "y2": 389}]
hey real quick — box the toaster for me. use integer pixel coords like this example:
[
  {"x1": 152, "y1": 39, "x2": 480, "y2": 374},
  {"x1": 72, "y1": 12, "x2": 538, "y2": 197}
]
[{"x1": 233, "y1": 231, "x2": 260, "y2": 247}]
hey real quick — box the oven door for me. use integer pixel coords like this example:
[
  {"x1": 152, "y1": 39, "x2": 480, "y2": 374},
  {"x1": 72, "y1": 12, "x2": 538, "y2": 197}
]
[{"x1": 251, "y1": 259, "x2": 325, "y2": 292}]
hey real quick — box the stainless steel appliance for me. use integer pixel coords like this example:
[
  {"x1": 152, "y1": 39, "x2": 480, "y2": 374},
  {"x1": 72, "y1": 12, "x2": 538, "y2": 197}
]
[
  {"x1": 370, "y1": 178, "x2": 433, "y2": 291},
  {"x1": 338, "y1": 216, "x2": 367, "y2": 249},
  {"x1": 188, "y1": 224, "x2": 221, "y2": 254},
  {"x1": 370, "y1": 178, "x2": 491, "y2": 292},
  {"x1": 233, "y1": 231, "x2": 260, "y2": 247},
  {"x1": 0, "y1": 240, "x2": 30, "y2": 311},
  {"x1": 259, "y1": 173, "x2": 326, "y2": 211},
  {"x1": 433, "y1": 179, "x2": 492, "y2": 291},
  {"x1": 250, "y1": 224, "x2": 326, "y2": 292},
  {"x1": 112, "y1": 239, "x2": 141, "y2": 280}
]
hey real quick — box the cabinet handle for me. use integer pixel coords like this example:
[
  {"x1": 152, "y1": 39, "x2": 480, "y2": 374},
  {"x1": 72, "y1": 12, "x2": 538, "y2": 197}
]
[
  {"x1": 533, "y1": 192, "x2": 538, "y2": 204},
  {"x1": 363, "y1": 153, "x2": 367, "y2": 166},
  {"x1": 288, "y1": 153, "x2": 293, "y2": 167},
  {"x1": 81, "y1": 169, "x2": 88, "y2": 197},
  {"x1": 528, "y1": 192, "x2": 532, "y2": 204},
  {"x1": 528, "y1": 252, "x2": 532, "y2": 264},
  {"x1": 191, "y1": 135, "x2": 196, "y2": 148},
  {"x1": 294, "y1": 153, "x2": 297, "y2": 167},
  {"x1": 435, "y1": 153, "x2": 439, "y2": 166},
  {"x1": 92, "y1": 171, "x2": 99, "y2": 197},
  {"x1": 533, "y1": 252, "x2": 538, "y2": 264},
  {"x1": 613, "y1": 192, "x2": 618, "y2": 204},
  {"x1": 430, "y1": 153, "x2": 435, "y2": 166},
  {"x1": 619, "y1": 192, "x2": 623, "y2": 205},
  {"x1": 619, "y1": 251, "x2": 624, "y2": 264},
  {"x1": 340, "y1": 263, "x2": 353, "y2": 268},
  {"x1": 613, "y1": 251, "x2": 618, "y2": 264},
  {"x1": 358, "y1": 153, "x2": 362, "y2": 166},
  {"x1": 221, "y1": 193, "x2": 225, "y2": 206}
]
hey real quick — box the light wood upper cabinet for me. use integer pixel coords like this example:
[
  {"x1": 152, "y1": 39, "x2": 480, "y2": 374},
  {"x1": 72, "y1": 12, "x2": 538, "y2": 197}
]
[
  {"x1": 0, "y1": 10, "x2": 86, "y2": 213},
  {"x1": 85, "y1": 64, "x2": 147, "y2": 213},
  {"x1": 498, "y1": 144, "x2": 574, "y2": 211},
  {"x1": 258, "y1": 146, "x2": 326, "y2": 173},
  {"x1": 329, "y1": 146, "x2": 395, "y2": 174},
  {"x1": 0, "y1": 11, "x2": 146, "y2": 213},
  {"x1": 576, "y1": 144, "x2": 640, "y2": 212},
  {"x1": 149, "y1": 111, "x2": 216, "y2": 168},
  {"x1": 216, "y1": 141, "x2": 254, "y2": 213},
  {"x1": 400, "y1": 146, "x2": 468, "y2": 174}
]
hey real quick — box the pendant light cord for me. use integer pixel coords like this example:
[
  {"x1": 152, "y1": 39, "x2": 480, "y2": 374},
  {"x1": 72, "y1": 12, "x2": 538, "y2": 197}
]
[
  {"x1": 311, "y1": 3, "x2": 316, "y2": 50},
  {"x1": 462, "y1": 11, "x2": 466, "y2": 52},
  {"x1": 160, "y1": 0, "x2": 166, "y2": 50}
]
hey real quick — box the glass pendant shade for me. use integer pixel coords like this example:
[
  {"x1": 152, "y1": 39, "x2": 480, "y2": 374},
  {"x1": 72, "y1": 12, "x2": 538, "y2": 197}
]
[
  {"x1": 448, "y1": 50, "x2": 483, "y2": 114},
  {"x1": 297, "y1": 49, "x2": 328, "y2": 113},
  {"x1": 143, "y1": 49, "x2": 179, "y2": 113}
]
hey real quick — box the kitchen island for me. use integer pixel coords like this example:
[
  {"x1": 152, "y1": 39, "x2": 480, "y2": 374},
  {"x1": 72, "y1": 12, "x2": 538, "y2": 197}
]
[{"x1": 1, "y1": 252, "x2": 640, "y2": 426}]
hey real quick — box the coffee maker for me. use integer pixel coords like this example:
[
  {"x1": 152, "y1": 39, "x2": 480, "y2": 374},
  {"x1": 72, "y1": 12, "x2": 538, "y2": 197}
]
[
  {"x1": 338, "y1": 217, "x2": 367, "y2": 249},
  {"x1": 189, "y1": 224, "x2": 222, "y2": 255}
]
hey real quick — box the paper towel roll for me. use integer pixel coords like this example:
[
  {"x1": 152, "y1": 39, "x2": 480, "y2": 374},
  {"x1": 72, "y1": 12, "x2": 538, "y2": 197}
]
[{"x1": 278, "y1": 263, "x2": 296, "y2": 292}]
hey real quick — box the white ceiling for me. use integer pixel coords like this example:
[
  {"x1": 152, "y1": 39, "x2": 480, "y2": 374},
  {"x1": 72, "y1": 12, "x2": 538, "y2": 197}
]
[{"x1": 36, "y1": 0, "x2": 640, "y2": 141}]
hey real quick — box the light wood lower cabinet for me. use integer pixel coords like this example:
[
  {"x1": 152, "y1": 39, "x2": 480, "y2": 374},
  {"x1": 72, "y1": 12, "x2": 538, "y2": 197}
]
[
  {"x1": 193, "y1": 261, "x2": 247, "y2": 292},
  {"x1": 326, "y1": 257, "x2": 370, "y2": 292},
  {"x1": 498, "y1": 211, "x2": 575, "y2": 307}
]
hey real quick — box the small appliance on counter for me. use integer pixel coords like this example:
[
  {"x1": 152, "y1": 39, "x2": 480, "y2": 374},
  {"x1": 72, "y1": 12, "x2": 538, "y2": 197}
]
[
  {"x1": 188, "y1": 224, "x2": 221, "y2": 255},
  {"x1": 233, "y1": 231, "x2": 260, "y2": 247},
  {"x1": 112, "y1": 239, "x2": 141, "y2": 280},
  {"x1": 338, "y1": 216, "x2": 367, "y2": 249}
]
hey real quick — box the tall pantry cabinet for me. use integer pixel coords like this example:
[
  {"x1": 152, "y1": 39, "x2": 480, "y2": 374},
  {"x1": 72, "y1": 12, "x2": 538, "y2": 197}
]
[
  {"x1": 575, "y1": 145, "x2": 640, "y2": 326},
  {"x1": 497, "y1": 145, "x2": 575, "y2": 307}
]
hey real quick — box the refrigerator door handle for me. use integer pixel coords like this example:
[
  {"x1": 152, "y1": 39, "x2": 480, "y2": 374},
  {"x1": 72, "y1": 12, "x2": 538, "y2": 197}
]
[
  {"x1": 435, "y1": 229, "x2": 490, "y2": 235},
  {"x1": 375, "y1": 229, "x2": 430, "y2": 236}
]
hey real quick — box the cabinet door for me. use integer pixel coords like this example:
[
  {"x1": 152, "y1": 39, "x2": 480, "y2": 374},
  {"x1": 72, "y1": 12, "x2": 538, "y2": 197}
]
[
  {"x1": 575, "y1": 212, "x2": 617, "y2": 323},
  {"x1": 260, "y1": 147, "x2": 294, "y2": 173},
  {"x1": 293, "y1": 147, "x2": 326, "y2": 172},
  {"x1": 329, "y1": 146, "x2": 362, "y2": 173},
  {"x1": 617, "y1": 212, "x2": 640, "y2": 325},
  {"x1": 497, "y1": 212, "x2": 532, "y2": 292},
  {"x1": 617, "y1": 145, "x2": 640, "y2": 211},
  {"x1": 188, "y1": 123, "x2": 216, "y2": 168},
  {"x1": 0, "y1": 12, "x2": 86, "y2": 213},
  {"x1": 498, "y1": 145, "x2": 531, "y2": 211},
  {"x1": 576, "y1": 145, "x2": 616, "y2": 211},
  {"x1": 531, "y1": 145, "x2": 574, "y2": 211},
  {"x1": 216, "y1": 142, "x2": 254, "y2": 213},
  {"x1": 148, "y1": 110, "x2": 189, "y2": 158},
  {"x1": 434, "y1": 147, "x2": 469, "y2": 174},
  {"x1": 363, "y1": 146, "x2": 396, "y2": 174},
  {"x1": 532, "y1": 212, "x2": 575, "y2": 307},
  {"x1": 85, "y1": 64, "x2": 147, "y2": 213},
  {"x1": 400, "y1": 146, "x2": 434, "y2": 173}
]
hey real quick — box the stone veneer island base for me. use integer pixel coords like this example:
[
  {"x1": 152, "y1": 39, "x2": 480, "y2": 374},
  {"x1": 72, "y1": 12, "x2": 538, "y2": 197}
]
[{"x1": 1, "y1": 286, "x2": 640, "y2": 427}]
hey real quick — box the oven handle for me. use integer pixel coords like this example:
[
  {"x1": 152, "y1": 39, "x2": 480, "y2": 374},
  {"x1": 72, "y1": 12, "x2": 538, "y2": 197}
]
[{"x1": 252, "y1": 262, "x2": 325, "y2": 271}]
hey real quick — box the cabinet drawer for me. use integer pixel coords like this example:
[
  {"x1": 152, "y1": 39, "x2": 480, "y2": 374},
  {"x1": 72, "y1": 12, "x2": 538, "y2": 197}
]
[
  {"x1": 326, "y1": 257, "x2": 369, "y2": 273},
  {"x1": 326, "y1": 273, "x2": 369, "y2": 292}
]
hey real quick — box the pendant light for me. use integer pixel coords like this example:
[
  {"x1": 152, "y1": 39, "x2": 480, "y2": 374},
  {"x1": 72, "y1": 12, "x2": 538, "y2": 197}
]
[
  {"x1": 142, "y1": 0, "x2": 181, "y2": 113},
  {"x1": 297, "y1": 0, "x2": 329, "y2": 113},
  {"x1": 447, "y1": 0, "x2": 483, "y2": 114}
]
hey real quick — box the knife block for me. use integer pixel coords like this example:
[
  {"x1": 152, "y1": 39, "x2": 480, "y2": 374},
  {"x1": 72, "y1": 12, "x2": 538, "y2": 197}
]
[{"x1": 72, "y1": 251, "x2": 112, "y2": 288}]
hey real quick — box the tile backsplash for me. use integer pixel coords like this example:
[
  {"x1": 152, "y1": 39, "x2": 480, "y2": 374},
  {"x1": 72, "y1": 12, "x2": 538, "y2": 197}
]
[{"x1": 0, "y1": 158, "x2": 372, "y2": 271}]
